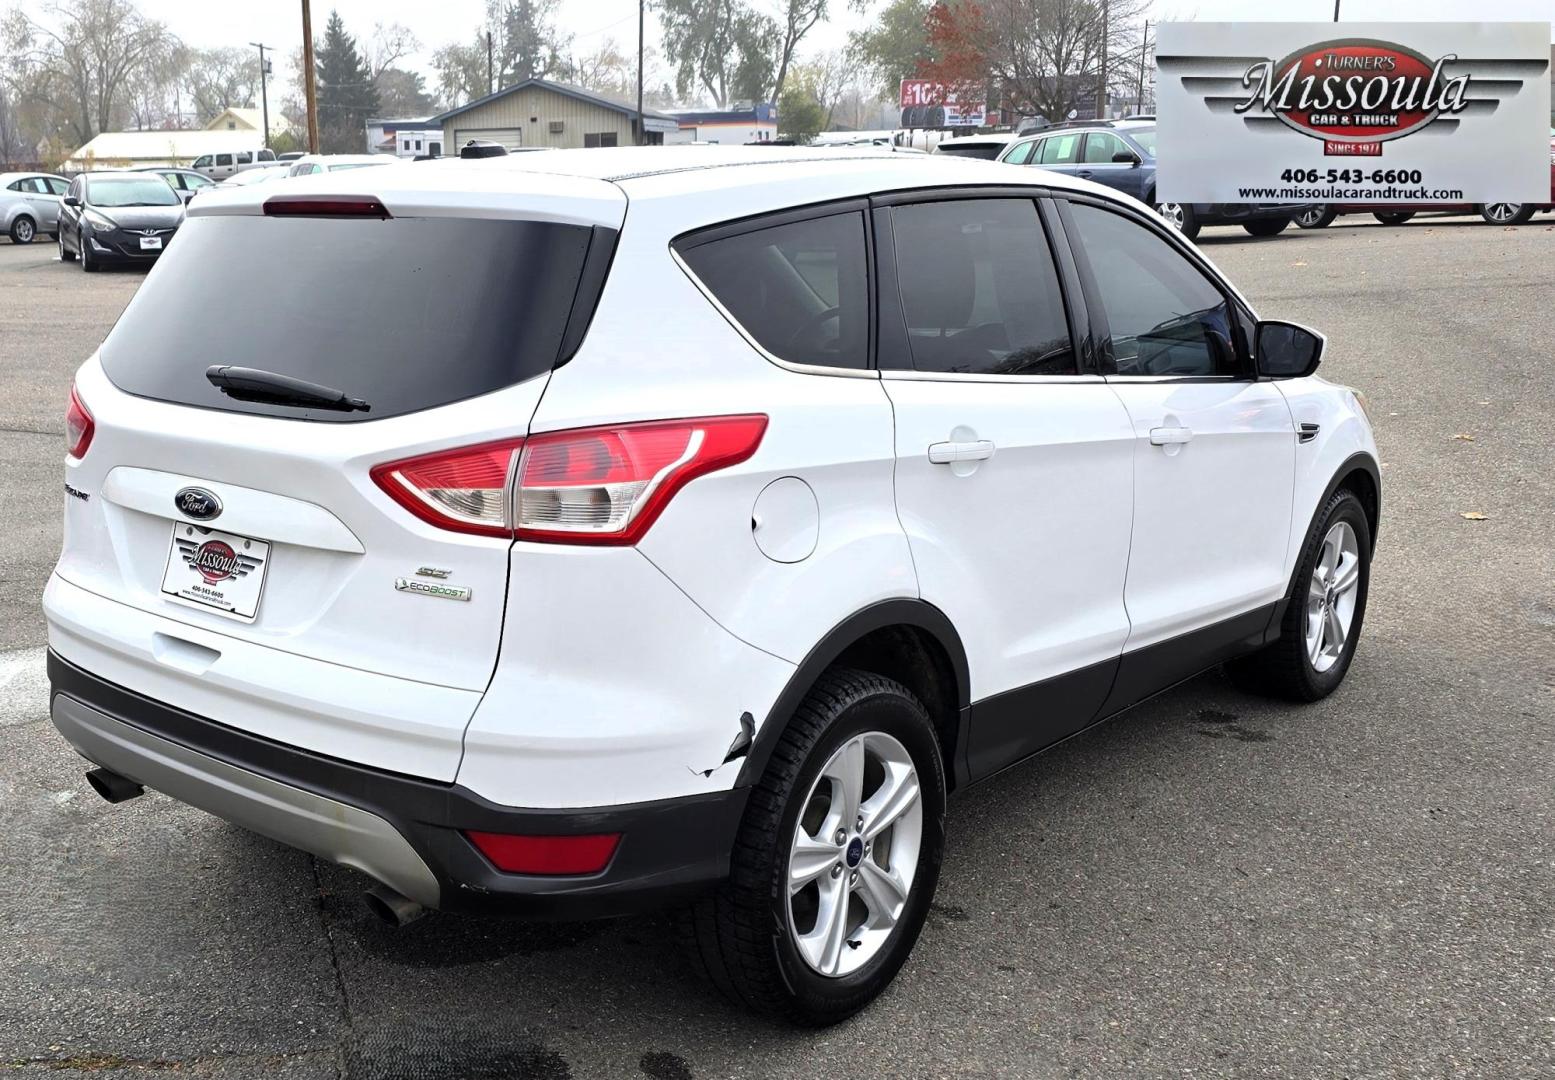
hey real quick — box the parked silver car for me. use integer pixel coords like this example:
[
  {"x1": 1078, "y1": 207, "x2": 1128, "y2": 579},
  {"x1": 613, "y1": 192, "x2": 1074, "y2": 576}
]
[{"x1": 1, "y1": 172, "x2": 70, "y2": 244}]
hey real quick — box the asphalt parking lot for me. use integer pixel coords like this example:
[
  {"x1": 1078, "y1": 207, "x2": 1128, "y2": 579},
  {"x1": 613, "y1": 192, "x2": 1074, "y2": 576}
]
[{"x1": 2, "y1": 215, "x2": 1553, "y2": 1079}]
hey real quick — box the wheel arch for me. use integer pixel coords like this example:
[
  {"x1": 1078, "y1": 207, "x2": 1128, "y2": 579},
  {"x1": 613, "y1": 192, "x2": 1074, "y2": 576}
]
[
  {"x1": 736, "y1": 599, "x2": 972, "y2": 793},
  {"x1": 1266, "y1": 451, "x2": 1381, "y2": 642}
]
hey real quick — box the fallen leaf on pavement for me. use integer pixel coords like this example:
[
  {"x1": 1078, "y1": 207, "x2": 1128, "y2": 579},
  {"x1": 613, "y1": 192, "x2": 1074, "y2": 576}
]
[
  {"x1": 1459, "y1": 511, "x2": 1489, "y2": 521},
  {"x1": 1452, "y1": 433, "x2": 1475, "y2": 441}
]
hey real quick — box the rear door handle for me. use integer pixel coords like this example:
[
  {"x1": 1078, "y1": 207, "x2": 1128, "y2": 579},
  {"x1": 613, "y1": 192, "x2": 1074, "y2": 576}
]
[
  {"x1": 928, "y1": 439, "x2": 995, "y2": 464},
  {"x1": 1149, "y1": 426, "x2": 1194, "y2": 446}
]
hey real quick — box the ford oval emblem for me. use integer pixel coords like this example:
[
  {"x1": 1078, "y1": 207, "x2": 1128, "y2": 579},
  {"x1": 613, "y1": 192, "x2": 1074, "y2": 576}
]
[{"x1": 174, "y1": 486, "x2": 222, "y2": 521}]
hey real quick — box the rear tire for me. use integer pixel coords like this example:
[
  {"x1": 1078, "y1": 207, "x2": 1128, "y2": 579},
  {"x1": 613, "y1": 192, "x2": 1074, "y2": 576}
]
[
  {"x1": 1243, "y1": 216, "x2": 1291, "y2": 237},
  {"x1": 9, "y1": 215, "x2": 36, "y2": 244},
  {"x1": 1155, "y1": 202, "x2": 1200, "y2": 241},
  {"x1": 1373, "y1": 212, "x2": 1415, "y2": 226},
  {"x1": 677, "y1": 668, "x2": 946, "y2": 1026},
  {"x1": 1294, "y1": 205, "x2": 1336, "y2": 229},
  {"x1": 1228, "y1": 488, "x2": 1371, "y2": 702},
  {"x1": 1479, "y1": 203, "x2": 1534, "y2": 225}
]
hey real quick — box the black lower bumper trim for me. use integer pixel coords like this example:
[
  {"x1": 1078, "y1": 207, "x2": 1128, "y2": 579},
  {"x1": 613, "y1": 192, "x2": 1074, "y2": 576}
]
[{"x1": 47, "y1": 651, "x2": 746, "y2": 918}]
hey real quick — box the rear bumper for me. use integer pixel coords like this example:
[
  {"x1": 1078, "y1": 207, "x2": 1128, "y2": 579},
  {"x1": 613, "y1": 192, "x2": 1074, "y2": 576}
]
[
  {"x1": 1195, "y1": 203, "x2": 1305, "y2": 223},
  {"x1": 48, "y1": 651, "x2": 747, "y2": 918}
]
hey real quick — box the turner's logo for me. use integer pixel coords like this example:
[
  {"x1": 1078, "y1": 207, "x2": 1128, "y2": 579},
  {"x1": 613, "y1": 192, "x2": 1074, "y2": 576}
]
[
  {"x1": 1167, "y1": 36, "x2": 1541, "y2": 158},
  {"x1": 1237, "y1": 41, "x2": 1469, "y2": 147}
]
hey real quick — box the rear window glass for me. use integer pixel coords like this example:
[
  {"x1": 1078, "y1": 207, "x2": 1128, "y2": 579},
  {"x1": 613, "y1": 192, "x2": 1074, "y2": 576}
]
[
  {"x1": 677, "y1": 211, "x2": 868, "y2": 370},
  {"x1": 936, "y1": 142, "x2": 1005, "y2": 159},
  {"x1": 100, "y1": 215, "x2": 593, "y2": 422}
]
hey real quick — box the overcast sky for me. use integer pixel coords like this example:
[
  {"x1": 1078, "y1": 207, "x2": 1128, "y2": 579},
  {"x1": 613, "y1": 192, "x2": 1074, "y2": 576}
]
[{"x1": 130, "y1": 0, "x2": 1555, "y2": 93}]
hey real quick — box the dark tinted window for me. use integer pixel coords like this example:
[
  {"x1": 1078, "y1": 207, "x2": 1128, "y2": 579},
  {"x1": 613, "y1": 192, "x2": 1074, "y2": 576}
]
[
  {"x1": 936, "y1": 142, "x2": 1004, "y2": 160},
  {"x1": 1067, "y1": 203, "x2": 1234, "y2": 377},
  {"x1": 100, "y1": 215, "x2": 595, "y2": 422},
  {"x1": 216, "y1": 154, "x2": 232, "y2": 166},
  {"x1": 679, "y1": 211, "x2": 868, "y2": 370},
  {"x1": 890, "y1": 199, "x2": 1075, "y2": 376},
  {"x1": 258, "y1": 149, "x2": 276, "y2": 161},
  {"x1": 236, "y1": 151, "x2": 252, "y2": 164}
]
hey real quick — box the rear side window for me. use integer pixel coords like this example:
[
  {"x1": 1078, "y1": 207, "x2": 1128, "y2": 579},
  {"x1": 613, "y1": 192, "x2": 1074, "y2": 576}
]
[
  {"x1": 1039, "y1": 134, "x2": 1081, "y2": 165},
  {"x1": 100, "y1": 215, "x2": 596, "y2": 422},
  {"x1": 889, "y1": 199, "x2": 1075, "y2": 376},
  {"x1": 1002, "y1": 140, "x2": 1036, "y2": 165},
  {"x1": 678, "y1": 211, "x2": 869, "y2": 370}
]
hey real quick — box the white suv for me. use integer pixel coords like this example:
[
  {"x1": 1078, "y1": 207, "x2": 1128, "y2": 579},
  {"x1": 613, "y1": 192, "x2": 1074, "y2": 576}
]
[{"x1": 45, "y1": 148, "x2": 1379, "y2": 1025}]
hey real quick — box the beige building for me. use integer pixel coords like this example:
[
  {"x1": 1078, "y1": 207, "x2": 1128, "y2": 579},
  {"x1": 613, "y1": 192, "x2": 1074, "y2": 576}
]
[
  {"x1": 431, "y1": 78, "x2": 680, "y2": 153},
  {"x1": 206, "y1": 107, "x2": 296, "y2": 139}
]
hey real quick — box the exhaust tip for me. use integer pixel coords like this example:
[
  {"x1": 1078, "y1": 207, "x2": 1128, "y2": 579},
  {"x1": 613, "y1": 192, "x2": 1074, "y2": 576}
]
[
  {"x1": 363, "y1": 886, "x2": 426, "y2": 928},
  {"x1": 86, "y1": 767, "x2": 143, "y2": 804}
]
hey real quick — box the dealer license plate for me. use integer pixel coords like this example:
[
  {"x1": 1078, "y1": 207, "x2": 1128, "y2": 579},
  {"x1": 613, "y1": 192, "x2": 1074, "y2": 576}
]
[
  {"x1": 160, "y1": 525, "x2": 270, "y2": 620},
  {"x1": 139, "y1": 236, "x2": 162, "y2": 251}
]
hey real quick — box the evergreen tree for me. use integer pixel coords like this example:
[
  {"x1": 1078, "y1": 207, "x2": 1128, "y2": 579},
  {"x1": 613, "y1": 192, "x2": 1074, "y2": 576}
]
[{"x1": 315, "y1": 11, "x2": 379, "y2": 152}]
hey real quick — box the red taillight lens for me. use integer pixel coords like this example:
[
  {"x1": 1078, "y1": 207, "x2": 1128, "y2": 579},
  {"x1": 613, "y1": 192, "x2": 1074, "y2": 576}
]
[
  {"x1": 464, "y1": 831, "x2": 621, "y2": 875},
  {"x1": 369, "y1": 437, "x2": 525, "y2": 538},
  {"x1": 371, "y1": 416, "x2": 767, "y2": 544},
  {"x1": 65, "y1": 384, "x2": 94, "y2": 459},
  {"x1": 262, "y1": 196, "x2": 391, "y2": 218},
  {"x1": 515, "y1": 415, "x2": 768, "y2": 545}
]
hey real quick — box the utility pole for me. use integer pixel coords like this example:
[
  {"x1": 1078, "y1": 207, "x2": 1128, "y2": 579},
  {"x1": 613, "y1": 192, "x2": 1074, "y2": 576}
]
[
  {"x1": 636, "y1": 0, "x2": 645, "y2": 145},
  {"x1": 1334, "y1": 0, "x2": 1341, "y2": 19},
  {"x1": 1097, "y1": 0, "x2": 1110, "y2": 120},
  {"x1": 487, "y1": 31, "x2": 494, "y2": 95},
  {"x1": 301, "y1": 0, "x2": 319, "y2": 153},
  {"x1": 249, "y1": 42, "x2": 272, "y2": 149},
  {"x1": 1135, "y1": 21, "x2": 1149, "y2": 115}
]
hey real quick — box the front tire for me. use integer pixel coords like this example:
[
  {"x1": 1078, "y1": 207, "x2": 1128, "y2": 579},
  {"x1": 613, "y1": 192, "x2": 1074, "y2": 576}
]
[
  {"x1": 1373, "y1": 212, "x2": 1415, "y2": 226},
  {"x1": 678, "y1": 668, "x2": 946, "y2": 1026},
  {"x1": 1480, "y1": 203, "x2": 1534, "y2": 225},
  {"x1": 1155, "y1": 202, "x2": 1200, "y2": 241},
  {"x1": 1243, "y1": 216, "x2": 1291, "y2": 237},
  {"x1": 9, "y1": 215, "x2": 36, "y2": 244},
  {"x1": 1228, "y1": 488, "x2": 1371, "y2": 702},
  {"x1": 79, "y1": 229, "x2": 98, "y2": 272},
  {"x1": 58, "y1": 229, "x2": 76, "y2": 262}
]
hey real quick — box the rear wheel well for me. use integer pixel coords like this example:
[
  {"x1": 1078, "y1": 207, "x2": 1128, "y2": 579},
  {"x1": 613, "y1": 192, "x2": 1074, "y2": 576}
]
[{"x1": 831, "y1": 625, "x2": 962, "y2": 791}]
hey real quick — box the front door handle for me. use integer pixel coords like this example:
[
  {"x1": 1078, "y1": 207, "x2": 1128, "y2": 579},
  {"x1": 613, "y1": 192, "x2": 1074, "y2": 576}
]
[
  {"x1": 1149, "y1": 426, "x2": 1194, "y2": 446},
  {"x1": 928, "y1": 439, "x2": 995, "y2": 464}
]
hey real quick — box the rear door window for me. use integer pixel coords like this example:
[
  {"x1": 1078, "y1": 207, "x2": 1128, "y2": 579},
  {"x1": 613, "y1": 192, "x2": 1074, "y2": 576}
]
[
  {"x1": 99, "y1": 215, "x2": 598, "y2": 422},
  {"x1": 888, "y1": 198, "x2": 1076, "y2": 376},
  {"x1": 216, "y1": 154, "x2": 233, "y2": 167},
  {"x1": 1039, "y1": 134, "x2": 1081, "y2": 165},
  {"x1": 677, "y1": 211, "x2": 869, "y2": 370}
]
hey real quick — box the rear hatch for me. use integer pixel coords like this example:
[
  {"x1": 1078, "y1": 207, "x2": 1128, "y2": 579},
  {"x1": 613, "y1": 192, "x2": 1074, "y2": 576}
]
[{"x1": 54, "y1": 173, "x2": 625, "y2": 777}]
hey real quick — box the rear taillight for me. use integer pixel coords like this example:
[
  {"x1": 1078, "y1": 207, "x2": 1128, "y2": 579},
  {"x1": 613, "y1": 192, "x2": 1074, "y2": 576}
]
[
  {"x1": 515, "y1": 415, "x2": 767, "y2": 545},
  {"x1": 370, "y1": 437, "x2": 524, "y2": 538},
  {"x1": 464, "y1": 831, "x2": 621, "y2": 875},
  {"x1": 65, "y1": 384, "x2": 94, "y2": 459},
  {"x1": 370, "y1": 416, "x2": 766, "y2": 544}
]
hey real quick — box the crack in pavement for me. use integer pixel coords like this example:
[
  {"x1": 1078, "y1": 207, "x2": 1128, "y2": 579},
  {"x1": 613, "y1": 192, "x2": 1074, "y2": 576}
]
[{"x1": 310, "y1": 857, "x2": 352, "y2": 1080}]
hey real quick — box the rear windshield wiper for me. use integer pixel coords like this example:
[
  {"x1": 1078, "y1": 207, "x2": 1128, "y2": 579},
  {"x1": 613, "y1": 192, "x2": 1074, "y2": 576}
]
[{"x1": 205, "y1": 365, "x2": 370, "y2": 412}]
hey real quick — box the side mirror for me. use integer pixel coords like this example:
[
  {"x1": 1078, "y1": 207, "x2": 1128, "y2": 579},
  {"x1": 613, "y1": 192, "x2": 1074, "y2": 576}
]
[
  {"x1": 63, "y1": 195, "x2": 79, "y2": 207},
  {"x1": 1255, "y1": 320, "x2": 1325, "y2": 378},
  {"x1": 1112, "y1": 150, "x2": 1141, "y2": 166}
]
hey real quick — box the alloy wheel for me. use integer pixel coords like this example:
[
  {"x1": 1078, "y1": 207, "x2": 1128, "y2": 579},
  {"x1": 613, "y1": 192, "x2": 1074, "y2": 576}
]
[
  {"x1": 1483, "y1": 203, "x2": 1520, "y2": 223},
  {"x1": 786, "y1": 731, "x2": 923, "y2": 978},
  {"x1": 1305, "y1": 520, "x2": 1362, "y2": 673},
  {"x1": 1156, "y1": 203, "x2": 1186, "y2": 230},
  {"x1": 15, "y1": 217, "x2": 34, "y2": 243},
  {"x1": 1296, "y1": 207, "x2": 1327, "y2": 227}
]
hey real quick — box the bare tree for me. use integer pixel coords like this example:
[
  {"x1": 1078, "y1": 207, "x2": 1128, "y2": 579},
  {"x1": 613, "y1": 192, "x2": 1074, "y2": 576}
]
[
  {"x1": 982, "y1": 0, "x2": 1147, "y2": 122},
  {"x1": 770, "y1": 0, "x2": 829, "y2": 108},
  {"x1": 2, "y1": 0, "x2": 172, "y2": 146}
]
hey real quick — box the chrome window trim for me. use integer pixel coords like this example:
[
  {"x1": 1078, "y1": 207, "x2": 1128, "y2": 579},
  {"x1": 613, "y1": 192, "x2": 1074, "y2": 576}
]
[
  {"x1": 668, "y1": 245, "x2": 880, "y2": 381},
  {"x1": 881, "y1": 369, "x2": 1105, "y2": 385}
]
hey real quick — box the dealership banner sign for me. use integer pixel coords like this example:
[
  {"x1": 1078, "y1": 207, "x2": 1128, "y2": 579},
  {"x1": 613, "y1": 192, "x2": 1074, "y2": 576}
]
[
  {"x1": 1155, "y1": 23, "x2": 1551, "y2": 203},
  {"x1": 899, "y1": 80, "x2": 987, "y2": 128}
]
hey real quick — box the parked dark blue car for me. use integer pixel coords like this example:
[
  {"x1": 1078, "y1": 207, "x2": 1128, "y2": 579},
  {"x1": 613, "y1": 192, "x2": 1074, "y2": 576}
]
[{"x1": 998, "y1": 121, "x2": 1306, "y2": 241}]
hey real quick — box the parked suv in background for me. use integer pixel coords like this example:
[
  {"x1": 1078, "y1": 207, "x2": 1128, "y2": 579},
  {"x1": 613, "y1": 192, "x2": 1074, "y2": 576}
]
[
  {"x1": 47, "y1": 148, "x2": 1379, "y2": 1025},
  {"x1": 1, "y1": 172, "x2": 69, "y2": 243},
  {"x1": 1000, "y1": 121, "x2": 1308, "y2": 239}
]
